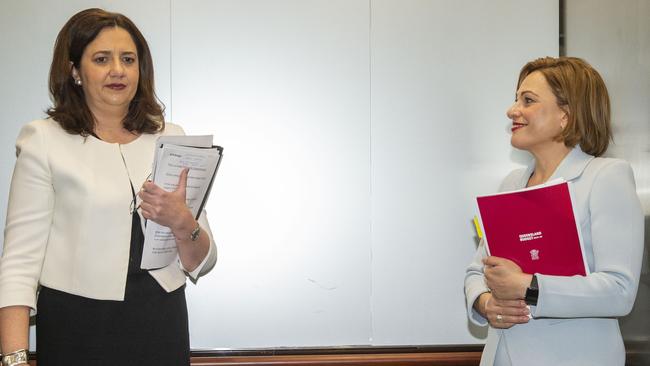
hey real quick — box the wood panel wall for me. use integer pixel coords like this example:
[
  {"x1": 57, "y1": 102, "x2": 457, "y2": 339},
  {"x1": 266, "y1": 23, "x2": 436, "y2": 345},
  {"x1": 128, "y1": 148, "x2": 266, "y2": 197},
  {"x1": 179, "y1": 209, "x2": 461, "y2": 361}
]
[
  {"x1": 25, "y1": 342, "x2": 649, "y2": 365},
  {"x1": 190, "y1": 346, "x2": 482, "y2": 366}
]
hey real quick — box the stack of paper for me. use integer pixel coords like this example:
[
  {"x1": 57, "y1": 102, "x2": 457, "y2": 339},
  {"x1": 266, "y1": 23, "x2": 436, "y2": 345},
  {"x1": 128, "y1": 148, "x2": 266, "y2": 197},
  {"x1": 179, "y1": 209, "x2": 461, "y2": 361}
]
[{"x1": 141, "y1": 135, "x2": 223, "y2": 269}]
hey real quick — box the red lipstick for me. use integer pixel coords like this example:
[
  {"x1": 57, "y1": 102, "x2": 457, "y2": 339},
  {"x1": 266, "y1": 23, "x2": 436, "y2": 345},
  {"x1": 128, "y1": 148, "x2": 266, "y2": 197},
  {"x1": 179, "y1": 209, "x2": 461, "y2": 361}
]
[
  {"x1": 106, "y1": 83, "x2": 126, "y2": 90},
  {"x1": 511, "y1": 122, "x2": 526, "y2": 132}
]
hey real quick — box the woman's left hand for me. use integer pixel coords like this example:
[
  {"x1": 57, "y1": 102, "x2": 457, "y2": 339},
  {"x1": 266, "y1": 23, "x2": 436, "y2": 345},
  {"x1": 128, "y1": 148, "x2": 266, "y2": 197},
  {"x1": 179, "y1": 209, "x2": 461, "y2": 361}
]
[
  {"x1": 138, "y1": 167, "x2": 194, "y2": 232},
  {"x1": 483, "y1": 256, "x2": 532, "y2": 300}
]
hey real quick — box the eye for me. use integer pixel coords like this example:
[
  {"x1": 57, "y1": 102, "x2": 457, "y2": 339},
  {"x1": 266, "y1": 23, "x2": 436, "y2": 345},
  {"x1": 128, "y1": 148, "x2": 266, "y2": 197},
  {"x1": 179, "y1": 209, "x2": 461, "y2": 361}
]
[
  {"x1": 122, "y1": 55, "x2": 136, "y2": 64},
  {"x1": 93, "y1": 56, "x2": 108, "y2": 64},
  {"x1": 524, "y1": 97, "x2": 535, "y2": 104}
]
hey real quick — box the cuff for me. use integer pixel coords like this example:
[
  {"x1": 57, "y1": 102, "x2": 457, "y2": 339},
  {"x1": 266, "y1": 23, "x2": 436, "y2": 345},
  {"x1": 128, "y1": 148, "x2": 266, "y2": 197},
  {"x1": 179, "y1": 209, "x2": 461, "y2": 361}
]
[
  {"x1": 179, "y1": 242, "x2": 214, "y2": 280},
  {"x1": 466, "y1": 289, "x2": 489, "y2": 326}
]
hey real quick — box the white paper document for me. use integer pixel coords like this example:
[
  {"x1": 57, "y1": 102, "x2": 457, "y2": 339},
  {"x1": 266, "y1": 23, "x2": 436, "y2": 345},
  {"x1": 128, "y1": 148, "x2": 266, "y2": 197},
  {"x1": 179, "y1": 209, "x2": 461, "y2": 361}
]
[{"x1": 140, "y1": 135, "x2": 223, "y2": 269}]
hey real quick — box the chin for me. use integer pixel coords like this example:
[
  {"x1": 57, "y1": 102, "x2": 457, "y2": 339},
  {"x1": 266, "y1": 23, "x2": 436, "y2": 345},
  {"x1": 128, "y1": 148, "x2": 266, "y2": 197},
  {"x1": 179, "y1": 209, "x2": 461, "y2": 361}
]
[
  {"x1": 104, "y1": 97, "x2": 133, "y2": 107},
  {"x1": 510, "y1": 136, "x2": 527, "y2": 150}
]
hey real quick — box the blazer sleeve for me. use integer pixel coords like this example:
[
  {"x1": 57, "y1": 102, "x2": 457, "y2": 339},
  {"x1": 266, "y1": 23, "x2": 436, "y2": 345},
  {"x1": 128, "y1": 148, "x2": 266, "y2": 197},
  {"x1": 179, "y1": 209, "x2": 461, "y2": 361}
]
[
  {"x1": 0, "y1": 122, "x2": 54, "y2": 310},
  {"x1": 533, "y1": 160, "x2": 644, "y2": 318},
  {"x1": 464, "y1": 238, "x2": 490, "y2": 326},
  {"x1": 181, "y1": 209, "x2": 218, "y2": 280}
]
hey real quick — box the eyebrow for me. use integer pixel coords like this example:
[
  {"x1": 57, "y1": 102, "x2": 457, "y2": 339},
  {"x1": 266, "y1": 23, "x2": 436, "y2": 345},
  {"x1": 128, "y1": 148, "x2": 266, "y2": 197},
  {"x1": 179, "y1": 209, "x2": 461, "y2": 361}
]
[
  {"x1": 91, "y1": 50, "x2": 137, "y2": 56},
  {"x1": 517, "y1": 90, "x2": 540, "y2": 98}
]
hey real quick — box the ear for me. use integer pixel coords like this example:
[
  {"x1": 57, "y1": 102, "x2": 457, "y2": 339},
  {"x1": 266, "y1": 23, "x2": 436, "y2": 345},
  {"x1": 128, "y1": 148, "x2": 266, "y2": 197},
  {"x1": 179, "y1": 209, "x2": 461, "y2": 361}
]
[
  {"x1": 559, "y1": 106, "x2": 569, "y2": 129},
  {"x1": 70, "y1": 62, "x2": 80, "y2": 81}
]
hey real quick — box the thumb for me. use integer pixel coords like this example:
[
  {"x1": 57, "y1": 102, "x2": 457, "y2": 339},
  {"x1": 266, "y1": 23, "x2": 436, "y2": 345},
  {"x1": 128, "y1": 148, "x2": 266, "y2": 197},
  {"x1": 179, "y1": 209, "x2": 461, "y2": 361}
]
[
  {"x1": 483, "y1": 256, "x2": 503, "y2": 267},
  {"x1": 176, "y1": 167, "x2": 189, "y2": 197}
]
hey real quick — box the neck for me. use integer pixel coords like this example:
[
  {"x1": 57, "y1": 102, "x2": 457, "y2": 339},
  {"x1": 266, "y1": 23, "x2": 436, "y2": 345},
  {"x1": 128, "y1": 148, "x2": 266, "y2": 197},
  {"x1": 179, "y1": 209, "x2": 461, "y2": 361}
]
[
  {"x1": 90, "y1": 104, "x2": 128, "y2": 127},
  {"x1": 93, "y1": 124, "x2": 138, "y2": 144},
  {"x1": 93, "y1": 116, "x2": 139, "y2": 144},
  {"x1": 528, "y1": 142, "x2": 572, "y2": 186},
  {"x1": 89, "y1": 105, "x2": 139, "y2": 144}
]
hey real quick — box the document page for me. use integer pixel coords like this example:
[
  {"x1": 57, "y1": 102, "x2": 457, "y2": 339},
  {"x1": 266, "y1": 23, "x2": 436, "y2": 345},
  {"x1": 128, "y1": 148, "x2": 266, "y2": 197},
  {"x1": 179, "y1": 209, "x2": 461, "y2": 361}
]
[{"x1": 140, "y1": 136, "x2": 222, "y2": 269}]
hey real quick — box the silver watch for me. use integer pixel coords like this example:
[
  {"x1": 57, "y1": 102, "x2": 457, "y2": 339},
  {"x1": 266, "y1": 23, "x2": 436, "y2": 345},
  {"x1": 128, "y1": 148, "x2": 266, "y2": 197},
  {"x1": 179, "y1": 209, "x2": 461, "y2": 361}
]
[
  {"x1": 2, "y1": 349, "x2": 28, "y2": 366},
  {"x1": 189, "y1": 224, "x2": 200, "y2": 241}
]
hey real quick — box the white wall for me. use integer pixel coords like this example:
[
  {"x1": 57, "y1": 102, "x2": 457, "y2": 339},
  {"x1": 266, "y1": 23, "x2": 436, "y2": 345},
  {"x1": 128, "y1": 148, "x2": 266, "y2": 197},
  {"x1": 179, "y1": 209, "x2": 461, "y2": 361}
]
[
  {"x1": 171, "y1": 0, "x2": 373, "y2": 348},
  {"x1": 0, "y1": 0, "x2": 558, "y2": 349},
  {"x1": 369, "y1": 0, "x2": 557, "y2": 344},
  {"x1": 564, "y1": 0, "x2": 650, "y2": 347},
  {"x1": 565, "y1": 0, "x2": 650, "y2": 209}
]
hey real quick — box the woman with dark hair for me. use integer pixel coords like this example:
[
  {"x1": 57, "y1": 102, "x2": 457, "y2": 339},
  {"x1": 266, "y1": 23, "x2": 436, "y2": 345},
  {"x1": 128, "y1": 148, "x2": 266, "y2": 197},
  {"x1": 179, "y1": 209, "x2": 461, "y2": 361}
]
[
  {"x1": 464, "y1": 57, "x2": 643, "y2": 365},
  {"x1": 0, "y1": 8, "x2": 217, "y2": 366}
]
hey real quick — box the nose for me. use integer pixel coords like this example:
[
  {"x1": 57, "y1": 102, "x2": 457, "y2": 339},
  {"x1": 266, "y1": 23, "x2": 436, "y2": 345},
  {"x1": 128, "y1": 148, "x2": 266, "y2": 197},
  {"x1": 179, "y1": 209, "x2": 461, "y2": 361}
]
[
  {"x1": 109, "y1": 58, "x2": 125, "y2": 77},
  {"x1": 506, "y1": 102, "x2": 520, "y2": 119}
]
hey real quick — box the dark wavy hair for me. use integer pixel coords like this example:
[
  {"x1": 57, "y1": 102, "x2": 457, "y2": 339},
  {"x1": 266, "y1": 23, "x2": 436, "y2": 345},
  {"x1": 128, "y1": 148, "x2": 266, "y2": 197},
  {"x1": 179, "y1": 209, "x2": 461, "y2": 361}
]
[
  {"x1": 517, "y1": 57, "x2": 611, "y2": 157},
  {"x1": 47, "y1": 8, "x2": 164, "y2": 135}
]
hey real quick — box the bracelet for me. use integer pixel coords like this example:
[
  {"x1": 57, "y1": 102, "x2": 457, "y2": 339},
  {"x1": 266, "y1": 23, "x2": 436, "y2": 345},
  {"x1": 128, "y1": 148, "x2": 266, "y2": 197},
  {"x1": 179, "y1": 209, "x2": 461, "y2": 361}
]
[
  {"x1": 2, "y1": 348, "x2": 28, "y2": 366},
  {"x1": 173, "y1": 222, "x2": 200, "y2": 242},
  {"x1": 189, "y1": 223, "x2": 200, "y2": 241}
]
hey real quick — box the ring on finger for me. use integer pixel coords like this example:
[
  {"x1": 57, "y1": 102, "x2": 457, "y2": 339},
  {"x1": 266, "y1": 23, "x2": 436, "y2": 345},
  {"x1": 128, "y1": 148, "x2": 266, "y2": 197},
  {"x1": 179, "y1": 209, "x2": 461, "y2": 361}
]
[{"x1": 496, "y1": 314, "x2": 503, "y2": 322}]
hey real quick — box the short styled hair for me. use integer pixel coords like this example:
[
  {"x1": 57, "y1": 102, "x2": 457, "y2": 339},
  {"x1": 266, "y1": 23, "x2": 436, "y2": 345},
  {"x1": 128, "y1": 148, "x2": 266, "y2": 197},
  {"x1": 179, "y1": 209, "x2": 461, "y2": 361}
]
[
  {"x1": 517, "y1": 57, "x2": 611, "y2": 157},
  {"x1": 47, "y1": 8, "x2": 164, "y2": 135}
]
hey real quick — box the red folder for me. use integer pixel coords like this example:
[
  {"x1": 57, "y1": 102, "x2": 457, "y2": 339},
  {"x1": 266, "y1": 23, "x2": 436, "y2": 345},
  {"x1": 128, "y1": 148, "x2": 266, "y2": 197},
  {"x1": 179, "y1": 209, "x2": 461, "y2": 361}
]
[{"x1": 476, "y1": 180, "x2": 589, "y2": 276}]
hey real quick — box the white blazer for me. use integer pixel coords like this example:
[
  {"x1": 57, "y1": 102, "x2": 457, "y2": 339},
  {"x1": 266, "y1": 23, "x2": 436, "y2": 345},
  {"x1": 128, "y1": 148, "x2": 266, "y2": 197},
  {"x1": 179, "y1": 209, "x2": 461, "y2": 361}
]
[
  {"x1": 465, "y1": 146, "x2": 644, "y2": 366},
  {"x1": 0, "y1": 119, "x2": 218, "y2": 311}
]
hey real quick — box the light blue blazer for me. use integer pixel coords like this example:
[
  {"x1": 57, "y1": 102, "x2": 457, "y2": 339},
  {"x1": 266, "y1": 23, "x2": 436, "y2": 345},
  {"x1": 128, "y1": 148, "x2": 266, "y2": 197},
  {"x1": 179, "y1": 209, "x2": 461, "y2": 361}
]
[{"x1": 465, "y1": 146, "x2": 644, "y2": 366}]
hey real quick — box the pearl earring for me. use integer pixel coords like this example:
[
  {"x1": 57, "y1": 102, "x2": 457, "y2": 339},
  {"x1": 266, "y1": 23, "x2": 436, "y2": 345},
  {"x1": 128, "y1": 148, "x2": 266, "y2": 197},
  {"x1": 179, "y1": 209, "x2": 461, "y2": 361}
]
[{"x1": 75, "y1": 79, "x2": 82, "y2": 86}]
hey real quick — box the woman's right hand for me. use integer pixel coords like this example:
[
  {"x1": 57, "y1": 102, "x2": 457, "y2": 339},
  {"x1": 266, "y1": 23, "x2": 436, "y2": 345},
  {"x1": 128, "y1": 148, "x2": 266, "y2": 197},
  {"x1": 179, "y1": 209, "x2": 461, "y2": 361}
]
[{"x1": 475, "y1": 292, "x2": 530, "y2": 329}]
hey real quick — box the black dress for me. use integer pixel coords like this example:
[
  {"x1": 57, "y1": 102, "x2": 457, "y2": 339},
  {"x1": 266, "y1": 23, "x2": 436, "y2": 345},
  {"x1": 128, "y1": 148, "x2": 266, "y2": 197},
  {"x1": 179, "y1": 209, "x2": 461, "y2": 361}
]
[{"x1": 36, "y1": 206, "x2": 190, "y2": 365}]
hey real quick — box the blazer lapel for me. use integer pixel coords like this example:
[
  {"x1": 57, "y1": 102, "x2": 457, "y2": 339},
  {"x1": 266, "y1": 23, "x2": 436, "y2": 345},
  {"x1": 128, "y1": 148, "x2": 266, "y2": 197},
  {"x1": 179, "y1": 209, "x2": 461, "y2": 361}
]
[
  {"x1": 516, "y1": 146, "x2": 594, "y2": 189},
  {"x1": 548, "y1": 146, "x2": 594, "y2": 182}
]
